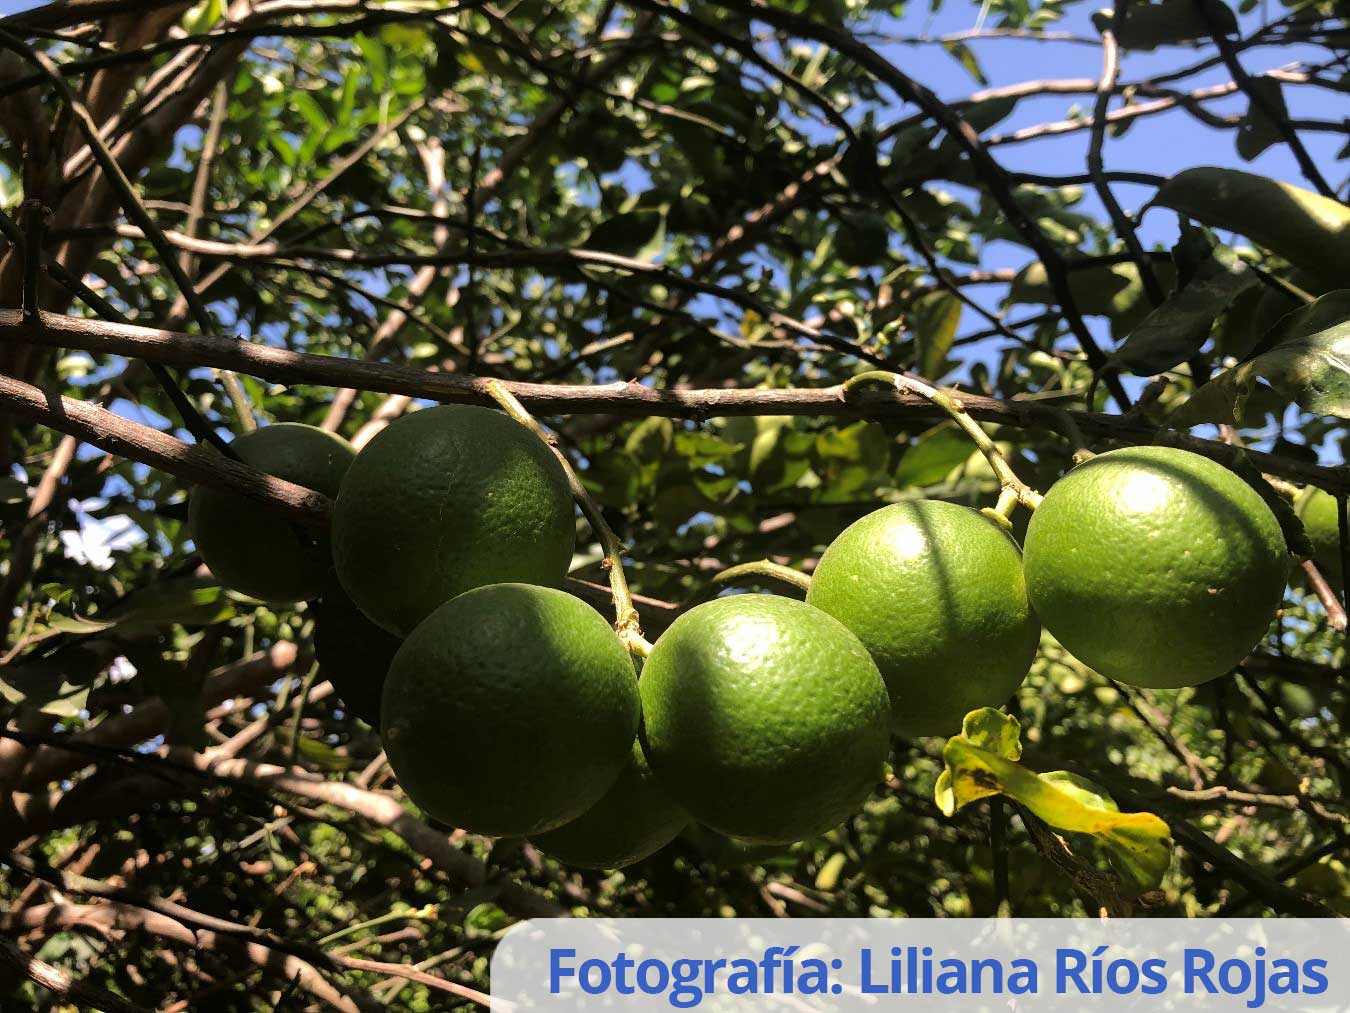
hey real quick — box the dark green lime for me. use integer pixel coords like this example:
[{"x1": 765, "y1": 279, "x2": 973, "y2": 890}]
[
  {"x1": 530, "y1": 740, "x2": 688, "y2": 870},
  {"x1": 381, "y1": 583, "x2": 639, "y2": 837},
  {"x1": 1023, "y1": 446, "x2": 1288, "y2": 688},
  {"x1": 332, "y1": 405, "x2": 575, "y2": 635},
  {"x1": 189, "y1": 423, "x2": 355, "y2": 602}
]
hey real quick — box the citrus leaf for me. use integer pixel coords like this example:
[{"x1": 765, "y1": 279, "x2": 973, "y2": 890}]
[
  {"x1": 959, "y1": 707, "x2": 1023, "y2": 760},
  {"x1": 937, "y1": 734, "x2": 1173, "y2": 894},
  {"x1": 912, "y1": 290, "x2": 961, "y2": 379},
  {"x1": 586, "y1": 210, "x2": 664, "y2": 259},
  {"x1": 814, "y1": 852, "x2": 848, "y2": 891},
  {"x1": 1092, "y1": 0, "x2": 1237, "y2": 50},
  {"x1": 1153, "y1": 168, "x2": 1350, "y2": 291},
  {"x1": 1236, "y1": 78, "x2": 1288, "y2": 161},
  {"x1": 0, "y1": 640, "x2": 119, "y2": 717},
  {"x1": 100, "y1": 577, "x2": 236, "y2": 632},
  {"x1": 894, "y1": 423, "x2": 971, "y2": 488},
  {"x1": 1227, "y1": 450, "x2": 1313, "y2": 559},
  {"x1": 1110, "y1": 242, "x2": 1255, "y2": 376},
  {"x1": 0, "y1": 475, "x2": 27, "y2": 504},
  {"x1": 942, "y1": 40, "x2": 987, "y2": 86},
  {"x1": 296, "y1": 736, "x2": 353, "y2": 772},
  {"x1": 1173, "y1": 290, "x2": 1350, "y2": 423}
]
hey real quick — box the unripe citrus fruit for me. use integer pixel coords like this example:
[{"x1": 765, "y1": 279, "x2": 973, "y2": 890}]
[
  {"x1": 639, "y1": 595, "x2": 891, "y2": 845},
  {"x1": 381, "y1": 583, "x2": 639, "y2": 836},
  {"x1": 1023, "y1": 446, "x2": 1288, "y2": 688},
  {"x1": 1295, "y1": 486, "x2": 1341, "y2": 588},
  {"x1": 188, "y1": 423, "x2": 355, "y2": 602},
  {"x1": 332, "y1": 405, "x2": 575, "y2": 635},
  {"x1": 314, "y1": 581, "x2": 401, "y2": 726},
  {"x1": 530, "y1": 740, "x2": 689, "y2": 869},
  {"x1": 807, "y1": 501, "x2": 1040, "y2": 737}
]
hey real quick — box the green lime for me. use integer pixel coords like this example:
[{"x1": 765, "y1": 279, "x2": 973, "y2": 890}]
[
  {"x1": 1023, "y1": 446, "x2": 1288, "y2": 688},
  {"x1": 314, "y1": 579, "x2": 401, "y2": 727},
  {"x1": 639, "y1": 594, "x2": 891, "y2": 846},
  {"x1": 381, "y1": 583, "x2": 639, "y2": 836},
  {"x1": 188, "y1": 423, "x2": 355, "y2": 602},
  {"x1": 332, "y1": 405, "x2": 575, "y2": 635},
  {"x1": 807, "y1": 501, "x2": 1040, "y2": 737},
  {"x1": 1295, "y1": 486, "x2": 1342, "y2": 588},
  {"x1": 530, "y1": 740, "x2": 689, "y2": 870}
]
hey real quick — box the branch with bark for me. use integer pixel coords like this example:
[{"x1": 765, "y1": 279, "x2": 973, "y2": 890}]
[{"x1": 4, "y1": 310, "x2": 1348, "y2": 496}]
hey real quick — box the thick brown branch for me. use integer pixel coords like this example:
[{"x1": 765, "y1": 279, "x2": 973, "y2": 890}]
[
  {"x1": 0, "y1": 0, "x2": 188, "y2": 32},
  {"x1": 0, "y1": 933, "x2": 151, "y2": 1013},
  {"x1": 5, "y1": 310, "x2": 1350, "y2": 495},
  {"x1": 0, "y1": 362, "x2": 331, "y2": 523}
]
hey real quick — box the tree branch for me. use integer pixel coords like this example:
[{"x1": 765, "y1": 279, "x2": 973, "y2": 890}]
[
  {"x1": 0, "y1": 933, "x2": 152, "y2": 1013},
  {"x1": 0, "y1": 362, "x2": 330, "y2": 523},
  {"x1": 6, "y1": 309, "x2": 1349, "y2": 494}
]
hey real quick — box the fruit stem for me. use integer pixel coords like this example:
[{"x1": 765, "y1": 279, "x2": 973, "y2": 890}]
[
  {"x1": 844, "y1": 371, "x2": 1044, "y2": 511},
  {"x1": 484, "y1": 380, "x2": 650, "y2": 657},
  {"x1": 709, "y1": 559, "x2": 812, "y2": 596}
]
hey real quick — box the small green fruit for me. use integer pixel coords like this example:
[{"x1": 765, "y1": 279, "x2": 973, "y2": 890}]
[
  {"x1": 530, "y1": 740, "x2": 689, "y2": 870},
  {"x1": 381, "y1": 583, "x2": 639, "y2": 837},
  {"x1": 1295, "y1": 485, "x2": 1342, "y2": 588},
  {"x1": 314, "y1": 581, "x2": 401, "y2": 726},
  {"x1": 1023, "y1": 446, "x2": 1288, "y2": 688},
  {"x1": 332, "y1": 405, "x2": 576, "y2": 635},
  {"x1": 807, "y1": 501, "x2": 1040, "y2": 737},
  {"x1": 188, "y1": 423, "x2": 355, "y2": 602},
  {"x1": 639, "y1": 594, "x2": 891, "y2": 846}
]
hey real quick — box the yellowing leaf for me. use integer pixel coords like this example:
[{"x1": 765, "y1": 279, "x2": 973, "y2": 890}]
[{"x1": 936, "y1": 708, "x2": 1173, "y2": 894}]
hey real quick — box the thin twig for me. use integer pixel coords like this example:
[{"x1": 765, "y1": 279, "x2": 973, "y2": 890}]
[{"x1": 484, "y1": 380, "x2": 650, "y2": 657}]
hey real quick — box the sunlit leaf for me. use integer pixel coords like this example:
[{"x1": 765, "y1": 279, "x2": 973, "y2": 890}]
[
  {"x1": 1111, "y1": 242, "x2": 1255, "y2": 376},
  {"x1": 937, "y1": 709, "x2": 1173, "y2": 894}
]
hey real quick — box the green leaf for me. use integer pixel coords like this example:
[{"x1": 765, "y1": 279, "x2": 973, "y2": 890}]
[
  {"x1": 1009, "y1": 260, "x2": 1138, "y2": 316},
  {"x1": 942, "y1": 40, "x2": 987, "y2": 85},
  {"x1": 1152, "y1": 167, "x2": 1350, "y2": 292},
  {"x1": 0, "y1": 475, "x2": 28, "y2": 504},
  {"x1": 100, "y1": 577, "x2": 235, "y2": 632},
  {"x1": 0, "y1": 640, "x2": 119, "y2": 717},
  {"x1": 296, "y1": 736, "x2": 353, "y2": 772},
  {"x1": 814, "y1": 852, "x2": 848, "y2": 891},
  {"x1": 1236, "y1": 78, "x2": 1288, "y2": 161},
  {"x1": 585, "y1": 210, "x2": 664, "y2": 259},
  {"x1": 182, "y1": 0, "x2": 222, "y2": 34},
  {"x1": 1111, "y1": 243, "x2": 1255, "y2": 376},
  {"x1": 936, "y1": 709, "x2": 1173, "y2": 894},
  {"x1": 894, "y1": 423, "x2": 971, "y2": 488},
  {"x1": 290, "y1": 92, "x2": 330, "y2": 137},
  {"x1": 1173, "y1": 290, "x2": 1350, "y2": 424},
  {"x1": 624, "y1": 417, "x2": 675, "y2": 460},
  {"x1": 1093, "y1": 0, "x2": 1237, "y2": 50},
  {"x1": 911, "y1": 290, "x2": 961, "y2": 378},
  {"x1": 1227, "y1": 451, "x2": 1313, "y2": 559}
]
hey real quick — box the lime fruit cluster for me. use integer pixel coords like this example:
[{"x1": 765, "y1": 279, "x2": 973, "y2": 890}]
[
  {"x1": 186, "y1": 404, "x2": 1298, "y2": 867},
  {"x1": 1023, "y1": 446, "x2": 1288, "y2": 688}
]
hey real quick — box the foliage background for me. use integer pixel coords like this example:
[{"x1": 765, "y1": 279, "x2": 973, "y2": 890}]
[{"x1": 0, "y1": 0, "x2": 1347, "y2": 1009}]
